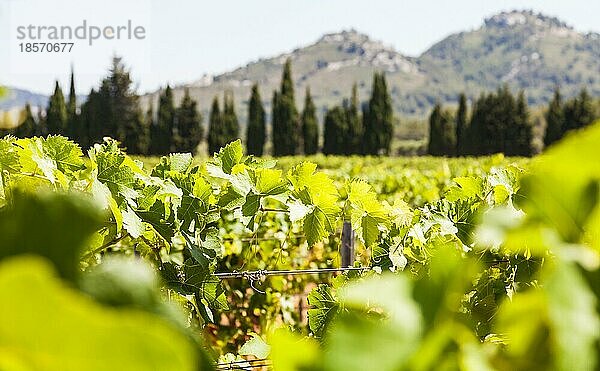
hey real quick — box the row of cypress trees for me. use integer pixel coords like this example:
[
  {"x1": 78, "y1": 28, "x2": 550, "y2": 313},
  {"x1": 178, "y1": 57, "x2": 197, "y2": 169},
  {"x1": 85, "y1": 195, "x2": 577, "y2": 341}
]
[
  {"x1": 428, "y1": 86, "x2": 598, "y2": 157},
  {"x1": 2, "y1": 56, "x2": 396, "y2": 157},
  {"x1": 0, "y1": 58, "x2": 204, "y2": 155},
  {"x1": 322, "y1": 75, "x2": 394, "y2": 156},
  {"x1": 219, "y1": 59, "x2": 394, "y2": 156},
  {"x1": 6, "y1": 56, "x2": 594, "y2": 158},
  {"x1": 429, "y1": 87, "x2": 534, "y2": 157},
  {"x1": 544, "y1": 88, "x2": 597, "y2": 147}
]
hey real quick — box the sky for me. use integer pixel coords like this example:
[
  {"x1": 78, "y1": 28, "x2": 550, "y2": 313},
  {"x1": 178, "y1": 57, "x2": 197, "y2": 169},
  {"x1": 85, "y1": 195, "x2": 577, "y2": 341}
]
[{"x1": 1, "y1": 0, "x2": 599, "y2": 95}]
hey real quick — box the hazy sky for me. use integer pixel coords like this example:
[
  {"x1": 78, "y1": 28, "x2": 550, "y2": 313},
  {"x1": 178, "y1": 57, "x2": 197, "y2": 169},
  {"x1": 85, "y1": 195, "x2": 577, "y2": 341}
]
[{"x1": 1, "y1": 0, "x2": 599, "y2": 95}]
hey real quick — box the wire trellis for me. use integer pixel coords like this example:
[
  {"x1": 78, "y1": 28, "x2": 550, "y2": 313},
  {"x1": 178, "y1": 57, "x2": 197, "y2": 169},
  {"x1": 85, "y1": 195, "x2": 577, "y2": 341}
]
[
  {"x1": 214, "y1": 266, "x2": 370, "y2": 293},
  {"x1": 215, "y1": 358, "x2": 272, "y2": 370}
]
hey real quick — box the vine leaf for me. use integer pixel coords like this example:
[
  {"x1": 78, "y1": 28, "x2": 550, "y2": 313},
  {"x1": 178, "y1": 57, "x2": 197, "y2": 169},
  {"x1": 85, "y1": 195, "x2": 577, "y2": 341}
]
[
  {"x1": 348, "y1": 180, "x2": 390, "y2": 247},
  {"x1": 307, "y1": 284, "x2": 340, "y2": 338},
  {"x1": 288, "y1": 162, "x2": 340, "y2": 245}
]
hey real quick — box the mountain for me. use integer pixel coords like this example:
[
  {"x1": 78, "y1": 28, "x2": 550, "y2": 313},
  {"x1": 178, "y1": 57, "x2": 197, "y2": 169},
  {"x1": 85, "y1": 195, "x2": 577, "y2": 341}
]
[
  {"x1": 141, "y1": 10, "x2": 599, "y2": 122},
  {"x1": 419, "y1": 10, "x2": 600, "y2": 108},
  {"x1": 142, "y1": 29, "x2": 424, "y2": 122},
  {"x1": 0, "y1": 87, "x2": 48, "y2": 112}
]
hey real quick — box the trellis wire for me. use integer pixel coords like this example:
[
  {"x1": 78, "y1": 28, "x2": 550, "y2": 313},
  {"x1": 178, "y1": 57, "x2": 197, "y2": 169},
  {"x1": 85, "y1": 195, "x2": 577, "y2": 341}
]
[
  {"x1": 214, "y1": 266, "x2": 369, "y2": 279},
  {"x1": 215, "y1": 220, "x2": 362, "y2": 293},
  {"x1": 215, "y1": 358, "x2": 272, "y2": 370}
]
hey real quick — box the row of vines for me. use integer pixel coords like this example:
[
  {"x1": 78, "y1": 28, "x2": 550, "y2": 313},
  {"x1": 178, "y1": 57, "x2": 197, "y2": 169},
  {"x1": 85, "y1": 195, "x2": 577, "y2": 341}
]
[{"x1": 0, "y1": 122, "x2": 599, "y2": 370}]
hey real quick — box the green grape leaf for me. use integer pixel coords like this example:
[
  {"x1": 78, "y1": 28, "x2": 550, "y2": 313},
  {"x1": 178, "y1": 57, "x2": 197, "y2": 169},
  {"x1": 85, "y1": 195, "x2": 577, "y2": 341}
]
[
  {"x1": 288, "y1": 199, "x2": 311, "y2": 222},
  {"x1": 151, "y1": 153, "x2": 193, "y2": 180},
  {"x1": 0, "y1": 190, "x2": 103, "y2": 280},
  {"x1": 307, "y1": 284, "x2": 340, "y2": 338},
  {"x1": 269, "y1": 330, "x2": 319, "y2": 371},
  {"x1": 214, "y1": 140, "x2": 243, "y2": 174},
  {"x1": 92, "y1": 142, "x2": 138, "y2": 201},
  {"x1": 218, "y1": 187, "x2": 245, "y2": 210},
  {"x1": 495, "y1": 261, "x2": 600, "y2": 371},
  {"x1": 168, "y1": 153, "x2": 193, "y2": 173},
  {"x1": 0, "y1": 256, "x2": 196, "y2": 371},
  {"x1": 18, "y1": 138, "x2": 60, "y2": 184},
  {"x1": 182, "y1": 229, "x2": 219, "y2": 268},
  {"x1": 122, "y1": 206, "x2": 144, "y2": 239},
  {"x1": 189, "y1": 271, "x2": 228, "y2": 312},
  {"x1": 41, "y1": 136, "x2": 85, "y2": 175},
  {"x1": 446, "y1": 176, "x2": 483, "y2": 201},
  {"x1": 518, "y1": 122, "x2": 600, "y2": 250},
  {"x1": 324, "y1": 274, "x2": 423, "y2": 371},
  {"x1": 239, "y1": 334, "x2": 271, "y2": 359},
  {"x1": 256, "y1": 168, "x2": 287, "y2": 196},
  {"x1": 193, "y1": 175, "x2": 213, "y2": 202},
  {"x1": 288, "y1": 162, "x2": 340, "y2": 245},
  {"x1": 242, "y1": 192, "x2": 261, "y2": 217},
  {"x1": 304, "y1": 207, "x2": 335, "y2": 246},
  {"x1": 0, "y1": 137, "x2": 21, "y2": 172},
  {"x1": 178, "y1": 195, "x2": 204, "y2": 232},
  {"x1": 137, "y1": 184, "x2": 161, "y2": 211},
  {"x1": 137, "y1": 200, "x2": 176, "y2": 242},
  {"x1": 348, "y1": 180, "x2": 390, "y2": 247}
]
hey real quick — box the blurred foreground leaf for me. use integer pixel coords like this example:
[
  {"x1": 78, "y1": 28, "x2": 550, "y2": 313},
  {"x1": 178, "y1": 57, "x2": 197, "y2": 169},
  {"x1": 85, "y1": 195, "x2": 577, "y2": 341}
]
[{"x1": 0, "y1": 256, "x2": 197, "y2": 371}]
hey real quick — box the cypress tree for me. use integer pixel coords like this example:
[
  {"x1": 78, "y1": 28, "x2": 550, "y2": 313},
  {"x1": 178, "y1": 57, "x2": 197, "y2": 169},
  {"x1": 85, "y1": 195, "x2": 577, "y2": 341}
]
[
  {"x1": 378, "y1": 74, "x2": 394, "y2": 155},
  {"x1": 345, "y1": 83, "x2": 362, "y2": 154},
  {"x1": 35, "y1": 105, "x2": 47, "y2": 137},
  {"x1": 222, "y1": 91, "x2": 239, "y2": 145},
  {"x1": 456, "y1": 93, "x2": 468, "y2": 156},
  {"x1": 323, "y1": 106, "x2": 347, "y2": 155},
  {"x1": 428, "y1": 104, "x2": 443, "y2": 156},
  {"x1": 272, "y1": 59, "x2": 299, "y2": 156},
  {"x1": 152, "y1": 85, "x2": 175, "y2": 154},
  {"x1": 66, "y1": 68, "x2": 78, "y2": 139},
  {"x1": 80, "y1": 88, "x2": 100, "y2": 148},
  {"x1": 46, "y1": 81, "x2": 68, "y2": 135},
  {"x1": 441, "y1": 109, "x2": 457, "y2": 156},
  {"x1": 361, "y1": 102, "x2": 370, "y2": 155},
  {"x1": 207, "y1": 96, "x2": 223, "y2": 155},
  {"x1": 301, "y1": 87, "x2": 319, "y2": 155},
  {"x1": 173, "y1": 88, "x2": 202, "y2": 154},
  {"x1": 470, "y1": 86, "x2": 516, "y2": 155},
  {"x1": 14, "y1": 103, "x2": 36, "y2": 138},
  {"x1": 364, "y1": 72, "x2": 393, "y2": 155},
  {"x1": 246, "y1": 83, "x2": 266, "y2": 156},
  {"x1": 544, "y1": 88, "x2": 564, "y2": 147},
  {"x1": 271, "y1": 91, "x2": 279, "y2": 154},
  {"x1": 513, "y1": 91, "x2": 533, "y2": 156},
  {"x1": 429, "y1": 103, "x2": 457, "y2": 156},
  {"x1": 564, "y1": 89, "x2": 597, "y2": 132},
  {"x1": 496, "y1": 85, "x2": 516, "y2": 155},
  {"x1": 89, "y1": 57, "x2": 144, "y2": 152},
  {"x1": 144, "y1": 103, "x2": 154, "y2": 143}
]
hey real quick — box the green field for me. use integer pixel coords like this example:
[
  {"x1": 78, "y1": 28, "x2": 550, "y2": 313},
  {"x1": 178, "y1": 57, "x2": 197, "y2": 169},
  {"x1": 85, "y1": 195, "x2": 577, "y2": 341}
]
[{"x1": 0, "y1": 125, "x2": 599, "y2": 370}]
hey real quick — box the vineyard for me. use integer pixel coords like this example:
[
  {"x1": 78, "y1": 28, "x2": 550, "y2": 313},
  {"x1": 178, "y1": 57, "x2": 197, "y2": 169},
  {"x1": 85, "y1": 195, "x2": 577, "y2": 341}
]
[{"x1": 0, "y1": 122, "x2": 599, "y2": 371}]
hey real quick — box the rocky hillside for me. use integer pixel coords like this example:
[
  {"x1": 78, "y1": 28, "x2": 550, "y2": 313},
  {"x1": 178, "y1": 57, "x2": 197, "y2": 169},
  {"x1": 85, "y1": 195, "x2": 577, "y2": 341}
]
[
  {"x1": 419, "y1": 10, "x2": 600, "y2": 109},
  {"x1": 141, "y1": 29, "x2": 426, "y2": 123}
]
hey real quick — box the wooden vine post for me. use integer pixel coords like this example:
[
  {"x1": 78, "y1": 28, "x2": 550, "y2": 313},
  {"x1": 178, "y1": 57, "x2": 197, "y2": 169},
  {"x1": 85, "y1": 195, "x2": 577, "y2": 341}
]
[{"x1": 341, "y1": 221, "x2": 355, "y2": 267}]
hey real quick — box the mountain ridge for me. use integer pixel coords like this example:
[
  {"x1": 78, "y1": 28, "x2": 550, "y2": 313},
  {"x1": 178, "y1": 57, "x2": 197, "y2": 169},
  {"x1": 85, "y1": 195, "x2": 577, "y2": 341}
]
[
  {"x1": 141, "y1": 9, "x2": 598, "y2": 121},
  {"x1": 3, "y1": 10, "x2": 599, "y2": 121}
]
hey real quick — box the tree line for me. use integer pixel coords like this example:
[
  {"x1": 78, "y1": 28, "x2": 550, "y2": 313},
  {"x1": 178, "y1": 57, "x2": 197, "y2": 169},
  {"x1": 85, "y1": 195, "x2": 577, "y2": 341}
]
[
  {"x1": 0, "y1": 57, "x2": 395, "y2": 156},
  {"x1": 2, "y1": 56, "x2": 598, "y2": 157},
  {"x1": 427, "y1": 86, "x2": 599, "y2": 157}
]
